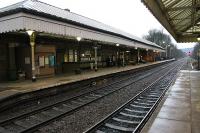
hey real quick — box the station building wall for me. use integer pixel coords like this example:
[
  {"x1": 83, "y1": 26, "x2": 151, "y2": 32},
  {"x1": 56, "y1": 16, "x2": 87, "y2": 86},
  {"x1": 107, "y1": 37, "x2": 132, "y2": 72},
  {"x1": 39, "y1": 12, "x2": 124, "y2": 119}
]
[
  {"x1": 0, "y1": 42, "x2": 8, "y2": 81},
  {"x1": 139, "y1": 49, "x2": 154, "y2": 62},
  {"x1": 0, "y1": 33, "x2": 159, "y2": 81},
  {"x1": 15, "y1": 45, "x2": 32, "y2": 79},
  {"x1": 35, "y1": 45, "x2": 56, "y2": 77}
]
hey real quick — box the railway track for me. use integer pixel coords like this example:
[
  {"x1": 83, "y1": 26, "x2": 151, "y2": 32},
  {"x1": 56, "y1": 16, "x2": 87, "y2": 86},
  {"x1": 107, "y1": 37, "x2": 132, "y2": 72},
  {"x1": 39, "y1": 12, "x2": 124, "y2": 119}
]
[
  {"x1": 84, "y1": 59, "x2": 184, "y2": 133},
  {"x1": 0, "y1": 60, "x2": 181, "y2": 133},
  {"x1": 0, "y1": 61, "x2": 172, "y2": 114}
]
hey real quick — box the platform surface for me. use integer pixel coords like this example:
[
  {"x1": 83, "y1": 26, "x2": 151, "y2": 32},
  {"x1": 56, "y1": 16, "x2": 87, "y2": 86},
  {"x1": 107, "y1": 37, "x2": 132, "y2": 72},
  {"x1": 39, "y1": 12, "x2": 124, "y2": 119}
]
[
  {"x1": 0, "y1": 60, "x2": 170, "y2": 101},
  {"x1": 141, "y1": 70, "x2": 200, "y2": 133}
]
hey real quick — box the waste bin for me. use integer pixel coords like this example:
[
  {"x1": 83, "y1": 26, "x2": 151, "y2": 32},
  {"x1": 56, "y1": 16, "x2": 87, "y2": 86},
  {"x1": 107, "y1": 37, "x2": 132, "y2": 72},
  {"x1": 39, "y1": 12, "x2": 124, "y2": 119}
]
[
  {"x1": 75, "y1": 69, "x2": 81, "y2": 74},
  {"x1": 90, "y1": 63, "x2": 94, "y2": 70}
]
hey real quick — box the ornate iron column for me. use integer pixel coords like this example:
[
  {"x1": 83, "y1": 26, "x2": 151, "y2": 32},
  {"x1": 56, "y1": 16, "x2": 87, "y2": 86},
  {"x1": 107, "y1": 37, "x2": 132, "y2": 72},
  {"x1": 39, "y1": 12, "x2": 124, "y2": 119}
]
[
  {"x1": 26, "y1": 30, "x2": 36, "y2": 82},
  {"x1": 94, "y1": 46, "x2": 98, "y2": 71}
]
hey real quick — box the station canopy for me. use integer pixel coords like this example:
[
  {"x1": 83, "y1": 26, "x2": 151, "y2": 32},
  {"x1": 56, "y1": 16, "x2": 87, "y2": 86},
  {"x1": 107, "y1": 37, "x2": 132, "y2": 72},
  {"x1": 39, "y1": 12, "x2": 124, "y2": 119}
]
[
  {"x1": 0, "y1": 0, "x2": 164, "y2": 51},
  {"x1": 142, "y1": 0, "x2": 200, "y2": 43}
]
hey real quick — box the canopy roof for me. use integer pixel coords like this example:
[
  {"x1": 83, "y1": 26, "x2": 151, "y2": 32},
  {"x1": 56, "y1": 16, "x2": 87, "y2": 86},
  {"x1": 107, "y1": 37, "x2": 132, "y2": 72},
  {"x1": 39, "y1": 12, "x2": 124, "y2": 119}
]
[
  {"x1": 142, "y1": 0, "x2": 200, "y2": 43},
  {"x1": 0, "y1": 0, "x2": 164, "y2": 50}
]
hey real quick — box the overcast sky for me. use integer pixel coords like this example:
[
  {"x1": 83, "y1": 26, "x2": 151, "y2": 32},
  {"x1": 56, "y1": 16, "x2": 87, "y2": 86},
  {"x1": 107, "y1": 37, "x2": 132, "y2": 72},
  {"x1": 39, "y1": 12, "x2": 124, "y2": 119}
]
[{"x1": 0, "y1": 0, "x2": 196, "y2": 49}]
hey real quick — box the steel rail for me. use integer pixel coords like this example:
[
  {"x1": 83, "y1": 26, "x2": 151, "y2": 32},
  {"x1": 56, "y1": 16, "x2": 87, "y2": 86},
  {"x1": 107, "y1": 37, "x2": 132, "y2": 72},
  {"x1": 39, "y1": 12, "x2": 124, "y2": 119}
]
[
  {"x1": 0, "y1": 61, "x2": 175, "y2": 125},
  {"x1": 0, "y1": 60, "x2": 179, "y2": 133},
  {"x1": 84, "y1": 59, "x2": 184, "y2": 133}
]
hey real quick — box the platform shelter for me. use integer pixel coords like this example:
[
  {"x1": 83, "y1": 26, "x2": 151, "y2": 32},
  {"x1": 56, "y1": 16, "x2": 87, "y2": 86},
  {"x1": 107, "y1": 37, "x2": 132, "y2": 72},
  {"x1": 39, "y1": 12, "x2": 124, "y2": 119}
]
[{"x1": 0, "y1": 0, "x2": 164, "y2": 81}]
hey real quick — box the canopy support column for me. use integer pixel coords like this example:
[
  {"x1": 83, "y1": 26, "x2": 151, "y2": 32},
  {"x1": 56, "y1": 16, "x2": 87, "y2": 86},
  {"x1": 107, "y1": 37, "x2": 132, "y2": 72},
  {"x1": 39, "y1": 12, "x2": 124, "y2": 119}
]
[
  {"x1": 27, "y1": 30, "x2": 36, "y2": 82},
  {"x1": 94, "y1": 46, "x2": 98, "y2": 71}
]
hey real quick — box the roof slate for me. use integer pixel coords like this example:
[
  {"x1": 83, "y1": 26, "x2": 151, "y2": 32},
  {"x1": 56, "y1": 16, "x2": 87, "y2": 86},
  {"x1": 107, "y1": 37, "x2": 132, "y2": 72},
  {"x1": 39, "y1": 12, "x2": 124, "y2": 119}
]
[{"x1": 0, "y1": 0, "x2": 163, "y2": 49}]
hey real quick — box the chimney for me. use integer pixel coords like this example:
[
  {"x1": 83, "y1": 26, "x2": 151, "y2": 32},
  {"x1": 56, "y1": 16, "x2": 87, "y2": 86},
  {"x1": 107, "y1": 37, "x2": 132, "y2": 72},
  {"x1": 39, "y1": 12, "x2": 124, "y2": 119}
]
[{"x1": 64, "y1": 9, "x2": 70, "y2": 12}]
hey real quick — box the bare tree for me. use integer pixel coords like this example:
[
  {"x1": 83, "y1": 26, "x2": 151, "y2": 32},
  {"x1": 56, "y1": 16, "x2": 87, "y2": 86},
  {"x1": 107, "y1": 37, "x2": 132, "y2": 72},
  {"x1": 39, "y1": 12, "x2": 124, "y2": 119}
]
[
  {"x1": 143, "y1": 28, "x2": 185, "y2": 59},
  {"x1": 143, "y1": 29, "x2": 171, "y2": 47}
]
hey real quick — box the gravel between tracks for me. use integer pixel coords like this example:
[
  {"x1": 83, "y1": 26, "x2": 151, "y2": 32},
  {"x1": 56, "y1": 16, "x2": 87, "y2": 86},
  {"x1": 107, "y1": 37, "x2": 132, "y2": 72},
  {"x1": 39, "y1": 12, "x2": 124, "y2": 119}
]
[
  {"x1": 37, "y1": 61, "x2": 183, "y2": 133},
  {"x1": 0, "y1": 63, "x2": 166, "y2": 121}
]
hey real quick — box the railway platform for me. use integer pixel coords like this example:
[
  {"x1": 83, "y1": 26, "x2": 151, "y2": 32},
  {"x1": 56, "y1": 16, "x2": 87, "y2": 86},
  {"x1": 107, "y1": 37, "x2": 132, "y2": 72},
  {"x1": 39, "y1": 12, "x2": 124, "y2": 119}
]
[
  {"x1": 0, "y1": 60, "x2": 173, "y2": 103},
  {"x1": 141, "y1": 70, "x2": 200, "y2": 133}
]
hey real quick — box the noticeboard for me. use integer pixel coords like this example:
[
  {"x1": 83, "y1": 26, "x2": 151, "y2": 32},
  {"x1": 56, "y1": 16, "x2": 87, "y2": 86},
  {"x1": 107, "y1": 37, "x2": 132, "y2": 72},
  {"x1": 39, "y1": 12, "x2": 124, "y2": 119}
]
[{"x1": 49, "y1": 55, "x2": 55, "y2": 67}]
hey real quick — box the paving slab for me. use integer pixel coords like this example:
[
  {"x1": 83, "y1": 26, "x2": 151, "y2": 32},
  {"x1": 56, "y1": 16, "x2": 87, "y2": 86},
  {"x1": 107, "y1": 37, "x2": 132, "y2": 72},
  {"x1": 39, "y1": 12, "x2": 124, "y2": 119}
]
[
  {"x1": 168, "y1": 92, "x2": 190, "y2": 99},
  {"x1": 163, "y1": 97, "x2": 190, "y2": 108},
  {"x1": 192, "y1": 120, "x2": 200, "y2": 133},
  {"x1": 148, "y1": 118, "x2": 191, "y2": 133},
  {"x1": 158, "y1": 106, "x2": 191, "y2": 121},
  {"x1": 141, "y1": 70, "x2": 200, "y2": 133},
  {"x1": 191, "y1": 101, "x2": 200, "y2": 121}
]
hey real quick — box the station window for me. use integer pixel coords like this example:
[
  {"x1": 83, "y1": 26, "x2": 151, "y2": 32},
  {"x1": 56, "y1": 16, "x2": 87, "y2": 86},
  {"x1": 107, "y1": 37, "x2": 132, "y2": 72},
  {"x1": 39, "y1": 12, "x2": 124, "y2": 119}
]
[
  {"x1": 64, "y1": 49, "x2": 78, "y2": 63},
  {"x1": 64, "y1": 54, "x2": 68, "y2": 62},
  {"x1": 69, "y1": 49, "x2": 74, "y2": 62},
  {"x1": 74, "y1": 50, "x2": 78, "y2": 62},
  {"x1": 45, "y1": 56, "x2": 49, "y2": 65}
]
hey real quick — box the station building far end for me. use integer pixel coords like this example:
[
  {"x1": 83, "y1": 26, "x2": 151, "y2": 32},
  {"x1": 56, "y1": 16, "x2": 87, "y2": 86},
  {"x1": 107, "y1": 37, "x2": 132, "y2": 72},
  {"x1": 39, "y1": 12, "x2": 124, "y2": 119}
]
[{"x1": 0, "y1": 0, "x2": 165, "y2": 81}]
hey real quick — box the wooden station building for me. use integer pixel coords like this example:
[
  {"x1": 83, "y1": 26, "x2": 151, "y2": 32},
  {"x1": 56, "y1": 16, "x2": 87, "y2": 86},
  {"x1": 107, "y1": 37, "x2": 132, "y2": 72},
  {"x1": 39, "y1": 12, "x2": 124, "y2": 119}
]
[{"x1": 0, "y1": 0, "x2": 164, "y2": 81}]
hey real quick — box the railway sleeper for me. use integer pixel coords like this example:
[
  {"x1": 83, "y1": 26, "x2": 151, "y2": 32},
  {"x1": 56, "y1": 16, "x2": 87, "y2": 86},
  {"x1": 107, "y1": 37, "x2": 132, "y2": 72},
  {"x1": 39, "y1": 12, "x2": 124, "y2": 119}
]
[
  {"x1": 3, "y1": 123, "x2": 25, "y2": 133},
  {"x1": 62, "y1": 103, "x2": 80, "y2": 109},
  {"x1": 131, "y1": 102, "x2": 152, "y2": 107},
  {"x1": 124, "y1": 108, "x2": 148, "y2": 114},
  {"x1": 138, "y1": 96, "x2": 158, "y2": 101},
  {"x1": 84, "y1": 95, "x2": 97, "y2": 99},
  {"x1": 142, "y1": 94, "x2": 160, "y2": 98},
  {"x1": 97, "y1": 125, "x2": 130, "y2": 133},
  {"x1": 105, "y1": 123, "x2": 134, "y2": 132},
  {"x1": 112, "y1": 117, "x2": 140, "y2": 125},
  {"x1": 74, "y1": 98, "x2": 91, "y2": 104},
  {"x1": 133, "y1": 101, "x2": 153, "y2": 106},
  {"x1": 89, "y1": 93, "x2": 102, "y2": 98},
  {"x1": 29, "y1": 114, "x2": 48, "y2": 122},
  {"x1": 71, "y1": 100, "x2": 86, "y2": 105},
  {"x1": 119, "y1": 112, "x2": 144, "y2": 119},
  {"x1": 0, "y1": 126, "x2": 12, "y2": 133},
  {"x1": 115, "y1": 114, "x2": 141, "y2": 122},
  {"x1": 136, "y1": 99, "x2": 155, "y2": 103},
  {"x1": 121, "y1": 111, "x2": 146, "y2": 118},
  {"x1": 130, "y1": 104, "x2": 151, "y2": 109},
  {"x1": 14, "y1": 117, "x2": 40, "y2": 129},
  {"x1": 41, "y1": 109, "x2": 61, "y2": 117}
]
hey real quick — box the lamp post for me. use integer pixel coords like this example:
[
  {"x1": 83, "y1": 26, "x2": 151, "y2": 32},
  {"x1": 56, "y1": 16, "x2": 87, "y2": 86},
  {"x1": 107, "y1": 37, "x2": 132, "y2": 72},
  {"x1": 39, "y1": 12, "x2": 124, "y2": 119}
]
[
  {"x1": 76, "y1": 36, "x2": 82, "y2": 69},
  {"x1": 122, "y1": 51, "x2": 125, "y2": 66},
  {"x1": 135, "y1": 47, "x2": 140, "y2": 64},
  {"x1": 116, "y1": 43, "x2": 120, "y2": 66},
  {"x1": 26, "y1": 30, "x2": 36, "y2": 82},
  {"x1": 94, "y1": 46, "x2": 98, "y2": 71}
]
